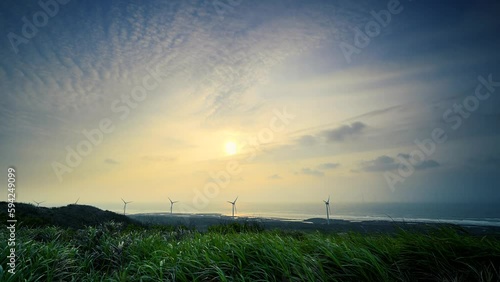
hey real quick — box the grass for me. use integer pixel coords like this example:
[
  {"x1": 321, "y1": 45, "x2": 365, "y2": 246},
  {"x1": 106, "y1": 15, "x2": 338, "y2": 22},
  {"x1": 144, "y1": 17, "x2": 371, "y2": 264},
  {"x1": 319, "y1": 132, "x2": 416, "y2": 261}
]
[{"x1": 1, "y1": 222, "x2": 500, "y2": 281}]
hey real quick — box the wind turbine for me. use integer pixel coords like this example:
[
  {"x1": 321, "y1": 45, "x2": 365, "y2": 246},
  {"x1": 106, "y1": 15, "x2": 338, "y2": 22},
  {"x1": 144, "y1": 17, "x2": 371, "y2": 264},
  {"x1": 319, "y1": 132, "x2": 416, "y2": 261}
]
[
  {"x1": 34, "y1": 200, "x2": 45, "y2": 207},
  {"x1": 168, "y1": 197, "x2": 178, "y2": 215},
  {"x1": 227, "y1": 196, "x2": 238, "y2": 218},
  {"x1": 324, "y1": 196, "x2": 331, "y2": 225},
  {"x1": 121, "y1": 198, "x2": 132, "y2": 215}
]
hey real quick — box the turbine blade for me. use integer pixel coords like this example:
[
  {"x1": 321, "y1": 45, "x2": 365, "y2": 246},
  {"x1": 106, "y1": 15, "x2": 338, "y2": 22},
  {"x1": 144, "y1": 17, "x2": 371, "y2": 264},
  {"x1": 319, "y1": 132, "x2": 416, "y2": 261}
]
[
  {"x1": 227, "y1": 201, "x2": 232, "y2": 204},
  {"x1": 121, "y1": 198, "x2": 126, "y2": 204},
  {"x1": 234, "y1": 196, "x2": 238, "y2": 203}
]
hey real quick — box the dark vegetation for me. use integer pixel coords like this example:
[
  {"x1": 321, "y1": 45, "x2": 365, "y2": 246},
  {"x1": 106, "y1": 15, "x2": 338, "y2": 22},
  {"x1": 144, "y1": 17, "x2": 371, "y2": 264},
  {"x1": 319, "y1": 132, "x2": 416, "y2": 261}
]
[
  {"x1": 207, "y1": 221, "x2": 264, "y2": 233},
  {"x1": 0, "y1": 201, "x2": 139, "y2": 229}
]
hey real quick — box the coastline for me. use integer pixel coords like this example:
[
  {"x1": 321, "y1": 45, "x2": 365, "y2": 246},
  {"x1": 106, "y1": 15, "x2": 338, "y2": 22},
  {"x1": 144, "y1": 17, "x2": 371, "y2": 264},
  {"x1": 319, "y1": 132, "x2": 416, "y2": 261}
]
[{"x1": 129, "y1": 213, "x2": 500, "y2": 235}]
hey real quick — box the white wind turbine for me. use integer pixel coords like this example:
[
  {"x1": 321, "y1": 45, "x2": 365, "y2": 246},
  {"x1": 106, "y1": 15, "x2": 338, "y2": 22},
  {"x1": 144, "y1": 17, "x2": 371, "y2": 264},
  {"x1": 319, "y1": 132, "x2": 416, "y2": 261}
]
[
  {"x1": 121, "y1": 198, "x2": 132, "y2": 215},
  {"x1": 168, "y1": 197, "x2": 178, "y2": 215},
  {"x1": 227, "y1": 196, "x2": 238, "y2": 218},
  {"x1": 324, "y1": 196, "x2": 331, "y2": 225},
  {"x1": 34, "y1": 200, "x2": 45, "y2": 207}
]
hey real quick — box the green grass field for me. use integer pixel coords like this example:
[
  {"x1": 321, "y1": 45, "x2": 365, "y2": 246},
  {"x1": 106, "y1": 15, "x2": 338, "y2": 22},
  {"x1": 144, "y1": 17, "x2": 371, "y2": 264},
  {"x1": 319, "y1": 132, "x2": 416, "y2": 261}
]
[{"x1": 1, "y1": 222, "x2": 500, "y2": 281}]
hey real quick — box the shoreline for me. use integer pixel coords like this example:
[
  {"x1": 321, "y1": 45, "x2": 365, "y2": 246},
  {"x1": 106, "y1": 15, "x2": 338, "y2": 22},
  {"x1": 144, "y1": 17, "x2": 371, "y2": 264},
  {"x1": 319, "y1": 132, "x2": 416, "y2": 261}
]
[
  {"x1": 130, "y1": 211, "x2": 500, "y2": 227},
  {"x1": 129, "y1": 213, "x2": 500, "y2": 235}
]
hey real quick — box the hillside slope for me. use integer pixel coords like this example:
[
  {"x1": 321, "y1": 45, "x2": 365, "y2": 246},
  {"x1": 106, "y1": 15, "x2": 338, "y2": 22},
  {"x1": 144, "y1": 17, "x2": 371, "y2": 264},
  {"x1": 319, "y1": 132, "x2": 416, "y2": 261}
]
[{"x1": 0, "y1": 202, "x2": 138, "y2": 229}]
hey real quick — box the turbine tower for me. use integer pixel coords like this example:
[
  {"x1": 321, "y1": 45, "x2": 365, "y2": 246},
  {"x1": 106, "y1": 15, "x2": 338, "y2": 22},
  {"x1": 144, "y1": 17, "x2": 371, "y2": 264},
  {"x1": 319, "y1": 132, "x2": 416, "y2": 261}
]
[
  {"x1": 227, "y1": 196, "x2": 238, "y2": 218},
  {"x1": 121, "y1": 198, "x2": 132, "y2": 215},
  {"x1": 34, "y1": 200, "x2": 45, "y2": 207},
  {"x1": 324, "y1": 196, "x2": 331, "y2": 225},
  {"x1": 168, "y1": 197, "x2": 178, "y2": 215}
]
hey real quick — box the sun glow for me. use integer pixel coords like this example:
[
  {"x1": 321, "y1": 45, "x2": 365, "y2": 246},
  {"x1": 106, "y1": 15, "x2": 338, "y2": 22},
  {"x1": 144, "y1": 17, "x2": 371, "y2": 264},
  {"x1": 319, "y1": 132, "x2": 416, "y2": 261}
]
[{"x1": 225, "y1": 141, "x2": 237, "y2": 155}]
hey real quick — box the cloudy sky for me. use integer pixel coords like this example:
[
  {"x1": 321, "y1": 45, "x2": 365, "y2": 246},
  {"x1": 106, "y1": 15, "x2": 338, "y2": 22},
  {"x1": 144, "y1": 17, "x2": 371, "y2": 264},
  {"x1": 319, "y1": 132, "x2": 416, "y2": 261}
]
[{"x1": 1, "y1": 0, "x2": 500, "y2": 208}]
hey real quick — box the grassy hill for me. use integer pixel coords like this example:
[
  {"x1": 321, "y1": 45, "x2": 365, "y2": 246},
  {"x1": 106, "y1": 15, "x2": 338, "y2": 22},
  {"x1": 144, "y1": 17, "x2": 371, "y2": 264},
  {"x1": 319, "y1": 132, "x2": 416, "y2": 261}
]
[
  {"x1": 0, "y1": 202, "x2": 138, "y2": 229},
  {"x1": 1, "y1": 223, "x2": 500, "y2": 281}
]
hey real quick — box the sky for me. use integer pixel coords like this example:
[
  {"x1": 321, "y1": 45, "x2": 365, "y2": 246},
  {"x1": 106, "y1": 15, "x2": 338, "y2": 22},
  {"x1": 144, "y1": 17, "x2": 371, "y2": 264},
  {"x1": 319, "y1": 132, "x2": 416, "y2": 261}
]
[{"x1": 1, "y1": 0, "x2": 500, "y2": 211}]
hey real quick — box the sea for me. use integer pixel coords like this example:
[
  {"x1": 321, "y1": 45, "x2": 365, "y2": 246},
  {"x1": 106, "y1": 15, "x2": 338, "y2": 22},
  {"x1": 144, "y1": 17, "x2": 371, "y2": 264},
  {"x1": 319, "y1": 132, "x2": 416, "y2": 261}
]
[{"x1": 85, "y1": 201, "x2": 500, "y2": 227}]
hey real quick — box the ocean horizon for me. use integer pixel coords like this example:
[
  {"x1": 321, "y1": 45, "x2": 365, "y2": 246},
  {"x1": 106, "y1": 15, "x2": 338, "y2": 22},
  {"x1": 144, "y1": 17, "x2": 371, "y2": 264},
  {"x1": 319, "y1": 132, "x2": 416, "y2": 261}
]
[{"x1": 45, "y1": 201, "x2": 500, "y2": 227}]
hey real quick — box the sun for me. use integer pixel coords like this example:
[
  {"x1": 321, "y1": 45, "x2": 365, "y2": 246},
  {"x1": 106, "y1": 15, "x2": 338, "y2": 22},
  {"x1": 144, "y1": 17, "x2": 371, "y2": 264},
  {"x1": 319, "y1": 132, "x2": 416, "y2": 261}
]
[{"x1": 225, "y1": 141, "x2": 237, "y2": 155}]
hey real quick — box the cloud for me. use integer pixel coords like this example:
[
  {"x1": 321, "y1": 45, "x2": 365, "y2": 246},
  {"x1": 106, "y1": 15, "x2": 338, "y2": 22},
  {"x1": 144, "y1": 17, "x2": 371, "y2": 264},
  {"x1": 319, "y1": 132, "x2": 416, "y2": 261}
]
[
  {"x1": 360, "y1": 155, "x2": 398, "y2": 172},
  {"x1": 397, "y1": 154, "x2": 440, "y2": 170},
  {"x1": 342, "y1": 105, "x2": 403, "y2": 123},
  {"x1": 294, "y1": 121, "x2": 366, "y2": 147},
  {"x1": 268, "y1": 174, "x2": 282, "y2": 180},
  {"x1": 320, "y1": 122, "x2": 366, "y2": 142},
  {"x1": 296, "y1": 135, "x2": 316, "y2": 146},
  {"x1": 0, "y1": 0, "x2": 334, "y2": 138},
  {"x1": 397, "y1": 153, "x2": 411, "y2": 159},
  {"x1": 360, "y1": 154, "x2": 440, "y2": 172},
  {"x1": 298, "y1": 167, "x2": 324, "y2": 177},
  {"x1": 415, "y1": 160, "x2": 440, "y2": 170},
  {"x1": 317, "y1": 163, "x2": 340, "y2": 170},
  {"x1": 104, "y1": 158, "x2": 119, "y2": 165}
]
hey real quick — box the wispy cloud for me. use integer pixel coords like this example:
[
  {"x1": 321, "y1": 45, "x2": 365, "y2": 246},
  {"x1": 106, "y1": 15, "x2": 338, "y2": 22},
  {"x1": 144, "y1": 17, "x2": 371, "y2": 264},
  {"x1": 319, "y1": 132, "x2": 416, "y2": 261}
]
[
  {"x1": 398, "y1": 154, "x2": 440, "y2": 170},
  {"x1": 268, "y1": 174, "x2": 282, "y2": 180},
  {"x1": 360, "y1": 155, "x2": 398, "y2": 172},
  {"x1": 104, "y1": 158, "x2": 119, "y2": 165},
  {"x1": 360, "y1": 154, "x2": 440, "y2": 172},
  {"x1": 295, "y1": 135, "x2": 316, "y2": 146},
  {"x1": 298, "y1": 167, "x2": 324, "y2": 177},
  {"x1": 320, "y1": 122, "x2": 366, "y2": 142},
  {"x1": 293, "y1": 121, "x2": 367, "y2": 148},
  {"x1": 0, "y1": 0, "x2": 341, "y2": 138},
  {"x1": 317, "y1": 163, "x2": 340, "y2": 170}
]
